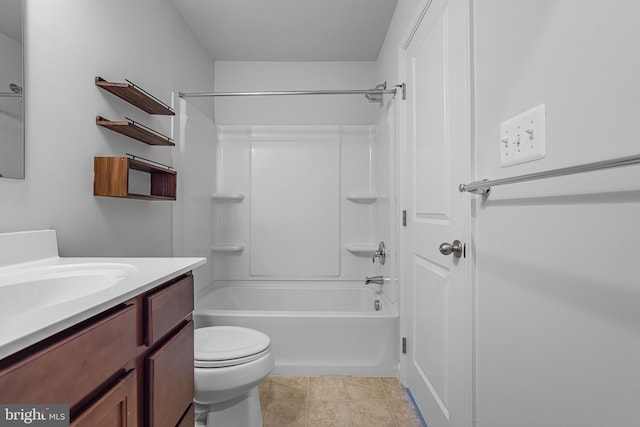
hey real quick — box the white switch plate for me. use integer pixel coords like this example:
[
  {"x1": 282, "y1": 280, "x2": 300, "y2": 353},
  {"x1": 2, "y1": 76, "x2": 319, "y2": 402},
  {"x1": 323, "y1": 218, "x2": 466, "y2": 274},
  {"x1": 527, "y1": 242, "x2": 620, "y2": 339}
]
[{"x1": 499, "y1": 104, "x2": 546, "y2": 167}]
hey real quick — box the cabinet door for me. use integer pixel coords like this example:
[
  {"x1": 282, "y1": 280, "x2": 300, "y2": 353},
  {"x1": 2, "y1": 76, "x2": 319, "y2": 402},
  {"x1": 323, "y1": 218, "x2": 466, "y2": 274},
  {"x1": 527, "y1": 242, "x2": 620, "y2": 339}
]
[
  {"x1": 71, "y1": 370, "x2": 137, "y2": 427},
  {"x1": 146, "y1": 321, "x2": 194, "y2": 427}
]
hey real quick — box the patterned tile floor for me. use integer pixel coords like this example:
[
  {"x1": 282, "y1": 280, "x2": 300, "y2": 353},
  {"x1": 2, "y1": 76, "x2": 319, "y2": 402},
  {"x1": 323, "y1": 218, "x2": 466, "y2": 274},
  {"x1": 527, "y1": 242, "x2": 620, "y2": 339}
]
[{"x1": 259, "y1": 376, "x2": 425, "y2": 427}]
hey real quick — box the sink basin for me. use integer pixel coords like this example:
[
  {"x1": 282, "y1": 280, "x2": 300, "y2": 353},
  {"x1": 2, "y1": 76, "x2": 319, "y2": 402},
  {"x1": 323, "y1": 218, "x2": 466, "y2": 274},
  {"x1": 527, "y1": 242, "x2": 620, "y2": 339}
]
[{"x1": 0, "y1": 263, "x2": 137, "y2": 317}]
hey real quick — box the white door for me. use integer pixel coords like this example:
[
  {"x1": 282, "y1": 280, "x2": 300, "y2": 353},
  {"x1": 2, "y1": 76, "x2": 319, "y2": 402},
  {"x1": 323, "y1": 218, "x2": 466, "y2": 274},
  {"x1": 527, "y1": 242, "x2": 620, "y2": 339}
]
[{"x1": 401, "y1": 0, "x2": 472, "y2": 426}]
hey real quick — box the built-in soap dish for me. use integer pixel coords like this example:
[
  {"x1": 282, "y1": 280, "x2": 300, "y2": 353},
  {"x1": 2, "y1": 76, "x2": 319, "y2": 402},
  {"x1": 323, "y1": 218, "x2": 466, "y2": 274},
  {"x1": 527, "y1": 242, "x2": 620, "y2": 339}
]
[
  {"x1": 345, "y1": 244, "x2": 378, "y2": 257},
  {"x1": 211, "y1": 193, "x2": 245, "y2": 203},
  {"x1": 346, "y1": 193, "x2": 378, "y2": 204},
  {"x1": 211, "y1": 244, "x2": 245, "y2": 254}
]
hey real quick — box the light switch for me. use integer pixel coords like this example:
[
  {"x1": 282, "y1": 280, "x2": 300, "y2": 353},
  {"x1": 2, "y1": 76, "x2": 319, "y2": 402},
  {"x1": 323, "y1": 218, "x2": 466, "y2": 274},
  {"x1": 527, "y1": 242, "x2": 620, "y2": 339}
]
[{"x1": 499, "y1": 104, "x2": 546, "y2": 167}]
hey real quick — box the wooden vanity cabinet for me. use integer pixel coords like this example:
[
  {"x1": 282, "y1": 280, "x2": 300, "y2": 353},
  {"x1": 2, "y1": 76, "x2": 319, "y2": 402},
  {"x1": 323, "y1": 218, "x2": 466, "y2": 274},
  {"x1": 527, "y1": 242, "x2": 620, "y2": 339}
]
[{"x1": 0, "y1": 272, "x2": 196, "y2": 427}]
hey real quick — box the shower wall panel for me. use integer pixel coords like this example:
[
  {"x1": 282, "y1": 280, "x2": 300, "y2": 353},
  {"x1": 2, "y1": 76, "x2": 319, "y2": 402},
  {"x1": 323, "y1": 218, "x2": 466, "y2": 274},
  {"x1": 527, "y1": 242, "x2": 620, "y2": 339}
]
[
  {"x1": 172, "y1": 99, "x2": 216, "y2": 293},
  {"x1": 250, "y1": 128, "x2": 340, "y2": 276},
  {"x1": 211, "y1": 126, "x2": 251, "y2": 280},
  {"x1": 212, "y1": 125, "x2": 377, "y2": 282},
  {"x1": 373, "y1": 100, "x2": 398, "y2": 304}
]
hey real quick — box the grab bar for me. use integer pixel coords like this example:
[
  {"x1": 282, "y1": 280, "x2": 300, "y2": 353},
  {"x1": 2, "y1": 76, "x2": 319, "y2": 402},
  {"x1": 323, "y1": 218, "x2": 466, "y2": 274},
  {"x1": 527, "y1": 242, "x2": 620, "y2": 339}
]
[{"x1": 459, "y1": 154, "x2": 640, "y2": 196}]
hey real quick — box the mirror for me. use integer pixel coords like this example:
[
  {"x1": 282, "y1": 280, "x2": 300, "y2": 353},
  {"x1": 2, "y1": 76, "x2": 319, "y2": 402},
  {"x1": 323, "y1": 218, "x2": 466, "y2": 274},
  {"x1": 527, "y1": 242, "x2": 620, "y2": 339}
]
[{"x1": 0, "y1": 0, "x2": 24, "y2": 179}]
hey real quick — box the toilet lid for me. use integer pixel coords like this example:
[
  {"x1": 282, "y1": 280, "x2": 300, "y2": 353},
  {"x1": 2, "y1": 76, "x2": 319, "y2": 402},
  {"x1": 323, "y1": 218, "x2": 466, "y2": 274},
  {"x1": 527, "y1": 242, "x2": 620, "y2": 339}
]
[{"x1": 195, "y1": 326, "x2": 271, "y2": 368}]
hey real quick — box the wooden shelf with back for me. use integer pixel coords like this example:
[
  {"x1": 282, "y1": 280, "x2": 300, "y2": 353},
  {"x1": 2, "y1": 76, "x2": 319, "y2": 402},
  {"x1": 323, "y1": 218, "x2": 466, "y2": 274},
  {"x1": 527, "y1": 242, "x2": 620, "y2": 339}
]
[{"x1": 94, "y1": 156, "x2": 176, "y2": 201}]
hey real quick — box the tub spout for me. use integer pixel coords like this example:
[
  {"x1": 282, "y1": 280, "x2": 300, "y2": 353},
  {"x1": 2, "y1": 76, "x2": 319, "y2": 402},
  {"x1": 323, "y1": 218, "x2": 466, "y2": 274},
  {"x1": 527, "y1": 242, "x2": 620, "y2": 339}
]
[{"x1": 365, "y1": 275, "x2": 384, "y2": 285}]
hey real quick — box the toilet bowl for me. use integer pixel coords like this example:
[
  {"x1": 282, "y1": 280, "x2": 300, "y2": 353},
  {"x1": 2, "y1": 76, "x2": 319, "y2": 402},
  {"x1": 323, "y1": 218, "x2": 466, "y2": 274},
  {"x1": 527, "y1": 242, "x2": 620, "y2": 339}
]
[{"x1": 194, "y1": 326, "x2": 274, "y2": 427}]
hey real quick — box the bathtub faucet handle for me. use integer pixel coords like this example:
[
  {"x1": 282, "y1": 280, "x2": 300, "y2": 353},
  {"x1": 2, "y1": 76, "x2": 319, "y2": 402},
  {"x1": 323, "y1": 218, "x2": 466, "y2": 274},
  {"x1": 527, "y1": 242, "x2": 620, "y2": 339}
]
[{"x1": 365, "y1": 275, "x2": 384, "y2": 285}]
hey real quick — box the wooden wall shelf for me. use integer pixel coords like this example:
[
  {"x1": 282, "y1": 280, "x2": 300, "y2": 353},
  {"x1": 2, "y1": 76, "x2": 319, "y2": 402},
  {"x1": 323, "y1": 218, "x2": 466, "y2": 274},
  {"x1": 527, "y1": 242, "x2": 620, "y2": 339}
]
[
  {"x1": 94, "y1": 157, "x2": 177, "y2": 200},
  {"x1": 95, "y1": 76, "x2": 174, "y2": 115},
  {"x1": 96, "y1": 116, "x2": 174, "y2": 146}
]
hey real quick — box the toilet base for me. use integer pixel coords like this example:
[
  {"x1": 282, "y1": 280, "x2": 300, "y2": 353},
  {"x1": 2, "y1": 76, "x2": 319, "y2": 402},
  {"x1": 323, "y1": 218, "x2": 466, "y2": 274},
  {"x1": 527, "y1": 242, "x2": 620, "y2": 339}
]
[{"x1": 199, "y1": 387, "x2": 263, "y2": 427}]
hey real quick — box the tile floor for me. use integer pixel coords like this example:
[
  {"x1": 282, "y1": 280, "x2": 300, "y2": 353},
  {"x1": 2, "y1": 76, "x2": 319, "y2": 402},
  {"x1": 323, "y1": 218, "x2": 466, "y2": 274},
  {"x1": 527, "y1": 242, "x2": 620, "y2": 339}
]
[{"x1": 259, "y1": 376, "x2": 425, "y2": 427}]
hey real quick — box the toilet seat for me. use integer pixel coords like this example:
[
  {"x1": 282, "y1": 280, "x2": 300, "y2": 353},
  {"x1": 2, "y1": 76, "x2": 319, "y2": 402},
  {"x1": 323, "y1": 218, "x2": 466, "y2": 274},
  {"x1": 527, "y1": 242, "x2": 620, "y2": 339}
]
[{"x1": 195, "y1": 326, "x2": 271, "y2": 368}]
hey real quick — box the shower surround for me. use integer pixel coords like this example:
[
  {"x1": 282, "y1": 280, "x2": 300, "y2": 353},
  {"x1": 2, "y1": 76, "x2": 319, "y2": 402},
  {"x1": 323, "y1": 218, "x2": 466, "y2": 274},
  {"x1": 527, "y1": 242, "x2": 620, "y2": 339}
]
[
  {"x1": 200, "y1": 123, "x2": 400, "y2": 375},
  {"x1": 211, "y1": 125, "x2": 385, "y2": 283},
  {"x1": 176, "y1": 61, "x2": 400, "y2": 375}
]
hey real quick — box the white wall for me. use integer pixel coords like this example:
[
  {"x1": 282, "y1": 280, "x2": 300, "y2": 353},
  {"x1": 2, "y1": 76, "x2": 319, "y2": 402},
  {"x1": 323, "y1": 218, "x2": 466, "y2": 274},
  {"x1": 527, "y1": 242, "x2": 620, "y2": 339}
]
[
  {"x1": 0, "y1": 0, "x2": 214, "y2": 257},
  {"x1": 474, "y1": 1, "x2": 640, "y2": 426},
  {"x1": 0, "y1": 31, "x2": 23, "y2": 179},
  {"x1": 214, "y1": 61, "x2": 380, "y2": 125},
  {"x1": 378, "y1": 0, "x2": 640, "y2": 425},
  {"x1": 376, "y1": 0, "x2": 423, "y2": 86}
]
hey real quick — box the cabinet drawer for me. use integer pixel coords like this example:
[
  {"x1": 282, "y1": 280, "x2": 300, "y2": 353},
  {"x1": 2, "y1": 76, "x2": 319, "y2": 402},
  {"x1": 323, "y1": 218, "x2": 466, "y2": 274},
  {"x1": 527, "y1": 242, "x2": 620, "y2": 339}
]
[
  {"x1": 146, "y1": 321, "x2": 194, "y2": 427},
  {"x1": 71, "y1": 370, "x2": 137, "y2": 427},
  {"x1": 0, "y1": 304, "x2": 137, "y2": 407},
  {"x1": 144, "y1": 274, "x2": 193, "y2": 345}
]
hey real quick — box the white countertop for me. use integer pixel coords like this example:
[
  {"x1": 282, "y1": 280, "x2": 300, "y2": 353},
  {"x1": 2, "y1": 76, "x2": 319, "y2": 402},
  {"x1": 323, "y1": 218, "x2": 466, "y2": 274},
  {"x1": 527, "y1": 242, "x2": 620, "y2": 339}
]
[{"x1": 0, "y1": 255, "x2": 206, "y2": 360}]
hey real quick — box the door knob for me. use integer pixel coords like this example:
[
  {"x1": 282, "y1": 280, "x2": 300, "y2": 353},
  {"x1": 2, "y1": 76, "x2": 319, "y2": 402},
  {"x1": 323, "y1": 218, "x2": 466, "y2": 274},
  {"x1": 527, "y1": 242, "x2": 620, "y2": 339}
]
[{"x1": 439, "y1": 240, "x2": 463, "y2": 258}]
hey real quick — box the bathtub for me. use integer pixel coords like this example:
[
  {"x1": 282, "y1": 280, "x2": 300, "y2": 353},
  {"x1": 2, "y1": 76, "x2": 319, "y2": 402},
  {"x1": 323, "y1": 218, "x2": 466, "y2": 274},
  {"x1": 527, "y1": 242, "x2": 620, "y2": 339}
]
[{"x1": 193, "y1": 282, "x2": 399, "y2": 376}]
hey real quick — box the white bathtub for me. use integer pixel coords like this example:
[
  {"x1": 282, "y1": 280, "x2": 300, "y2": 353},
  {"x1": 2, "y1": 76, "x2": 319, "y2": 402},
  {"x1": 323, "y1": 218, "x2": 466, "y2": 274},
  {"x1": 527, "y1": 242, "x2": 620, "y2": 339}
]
[{"x1": 194, "y1": 282, "x2": 399, "y2": 376}]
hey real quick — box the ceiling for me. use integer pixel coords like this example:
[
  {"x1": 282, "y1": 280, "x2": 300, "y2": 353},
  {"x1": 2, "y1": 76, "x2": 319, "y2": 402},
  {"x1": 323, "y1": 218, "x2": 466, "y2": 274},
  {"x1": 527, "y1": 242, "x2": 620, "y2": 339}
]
[{"x1": 170, "y1": 0, "x2": 398, "y2": 61}]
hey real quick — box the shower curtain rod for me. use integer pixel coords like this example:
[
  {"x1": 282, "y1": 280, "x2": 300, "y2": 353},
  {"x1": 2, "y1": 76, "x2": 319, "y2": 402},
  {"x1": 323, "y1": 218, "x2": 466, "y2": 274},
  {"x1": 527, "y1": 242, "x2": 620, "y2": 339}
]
[{"x1": 178, "y1": 87, "x2": 398, "y2": 99}]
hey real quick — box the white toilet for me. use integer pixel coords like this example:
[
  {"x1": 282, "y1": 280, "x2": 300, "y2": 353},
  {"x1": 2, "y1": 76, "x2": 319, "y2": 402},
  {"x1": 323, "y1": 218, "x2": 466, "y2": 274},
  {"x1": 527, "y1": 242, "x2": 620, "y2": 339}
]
[{"x1": 194, "y1": 326, "x2": 274, "y2": 427}]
